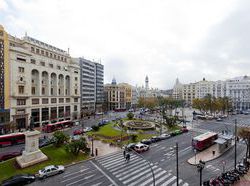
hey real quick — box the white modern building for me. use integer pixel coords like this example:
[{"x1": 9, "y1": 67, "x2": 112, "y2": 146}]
[
  {"x1": 79, "y1": 58, "x2": 104, "y2": 114},
  {"x1": 226, "y1": 76, "x2": 250, "y2": 110},
  {"x1": 8, "y1": 34, "x2": 80, "y2": 129}
]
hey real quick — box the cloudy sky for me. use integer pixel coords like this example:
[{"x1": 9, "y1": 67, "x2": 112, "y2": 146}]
[{"x1": 0, "y1": 0, "x2": 249, "y2": 89}]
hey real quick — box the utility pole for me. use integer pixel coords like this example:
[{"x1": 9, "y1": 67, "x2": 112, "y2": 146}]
[
  {"x1": 197, "y1": 160, "x2": 205, "y2": 186},
  {"x1": 176, "y1": 142, "x2": 179, "y2": 186},
  {"x1": 234, "y1": 119, "x2": 237, "y2": 170}
]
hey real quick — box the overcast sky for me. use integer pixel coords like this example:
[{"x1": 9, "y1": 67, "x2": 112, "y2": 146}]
[{"x1": 1, "y1": 0, "x2": 249, "y2": 89}]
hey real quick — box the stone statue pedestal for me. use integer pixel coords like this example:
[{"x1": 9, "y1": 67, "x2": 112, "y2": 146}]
[{"x1": 16, "y1": 130, "x2": 48, "y2": 168}]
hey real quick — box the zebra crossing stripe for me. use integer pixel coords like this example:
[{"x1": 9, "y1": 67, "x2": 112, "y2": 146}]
[
  {"x1": 153, "y1": 173, "x2": 172, "y2": 185},
  {"x1": 160, "y1": 175, "x2": 176, "y2": 186},
  {"x1": 122, "y1": 167, "x2": 153, "y2": 184},
  {"x1": 182, "y1": 183, "x2": 189, "y2": 186},
  {"x1": 102, "y1": 156, "x2": 140, "y2": 168},
  {"x1": 119, "y1": 166, "x2": 158, "y2": 181},
  {"x1": 109, "y1": 159, "x2": 147, "y2": 173},
  {"x1": 171, "y1": 179, "x2": 183, "y2": 186},
  {"x1": 132, "y1": 168, "x2": 164, "y2": 186},
  {"x1": 100, "y1": 155, "x2": 135, "y2": 167},
  {"x1": 97, "y1": 153, "x2": 123, "y2": 163},
  {"x1": 114, "y1": 161, "x2": 150, "y2": 177},
  {"x1": 128, "y1": 168, "x2": 162, "y2": 186}
]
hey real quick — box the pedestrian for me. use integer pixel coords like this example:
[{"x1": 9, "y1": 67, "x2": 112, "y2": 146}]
[
  {"x1": 95, "y1": 148, "x2": 98, "y2": 156},
  {"x1": 212, "y1": 150, "x2": 215, "y2": 156},
  {"x1": 126, "y1": 153, "x2": 130, "y2": 162}
]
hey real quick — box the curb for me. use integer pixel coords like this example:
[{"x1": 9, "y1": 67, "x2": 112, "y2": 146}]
[
  {"x1": 64, "y1": 156, "x2": 95, "y2": 168},
  {"x1": 187, "y1": 145, "x2": 234, "y2": 166}
]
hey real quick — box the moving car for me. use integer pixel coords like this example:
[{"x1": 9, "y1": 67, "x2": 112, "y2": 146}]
[
  {"x1": 134, "y1": 143, "x2": 149, "y2": 153},
  {"x1": 216, "y1": 118, "x2": 223, "y2": 122},
  {"x1": 181, "y1": 126, "x2": 189, "y2": 133},
  {"x1": 170, "y1": 130, "x2": 182, "y2": 136},
  {"x1": 0, "y1": 151, "x2": 21, "y2": 162},
  {"x1": 38, "y1": 165, "x2": 65, "y2": 179},
  {"x1": 98, "y1": 119, "x2": 109, "y2": 126},
  {"x1": 1, "y1": 174, "x2": 35, "y2": 186},
  {"x1": 39, "y1": 138, "x2": 55, "y2": 148}
]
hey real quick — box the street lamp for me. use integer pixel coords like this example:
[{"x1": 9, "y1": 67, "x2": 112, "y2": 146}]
[
  {"x1": 197, "y1": 160, "x2": 205, "y2": 186},
  {"x1": 90, "y1": 135, "x2": 94, "y2": 157},
  {"x1": 234, "y1": 119, "x2": 237, "y2": 170},
  {"x1": 176, "y1": 142, "x2": 179, "y2": 186}
]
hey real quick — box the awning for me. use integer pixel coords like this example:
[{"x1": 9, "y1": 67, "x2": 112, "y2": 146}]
[{"x1": 214, "y1": 138, "x2": 226, "y2": 144}]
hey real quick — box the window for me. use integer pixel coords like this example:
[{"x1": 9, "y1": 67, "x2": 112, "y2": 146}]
[
  {"x1": 74, "y1": 105, "x2": 77, "y2": 111},
  {"x1": 75, "y1": 77, "x2": 78, "y2": 81},
  {"x1": 17, "y1": 99, "x2": 26, "y2": 105},
  {"x1": 58, "y1": 89, "x2": 61, "y2": 95},
  {"x1": 31, "y1": 47, "x2": 35, "y2": 52},
  {"x1": 41, "y1": 50, "x2": 44, "y2": 55},
  {"x1": 50, "y1": 53, "x2": 52, "y2": 58},
  {"x1": 16, "y1": 57, "x2": 26, "y2": 62},
  {"x1": 18, "y1": 67, "x2": 24, "y2": 73},
  {"x1": 18, "y1": 86, "x2": 24, "y2": 94},
  {"x1": 66, "y1": 98, "x2": 70, "y2": 103},
  {"x1": 57, "y1": 65, "x2": 61, "y2": 70},
  {"x1": 74, "y1": 70, "x2": 78, "y2": 74},
  {"x1": 74, "y1": 98, "x2": 78, "y2": 102},
  {"x1": 31, "y1": 87, "x2": 36, "y2": 95},
  {"x1": 54, "y1": 54, "x2": 56, "y2": 59},
  {"x1": 59, "y1": 98, "x2": 64, "y2": 103},
  {"x1": 40, "y1": 61, "x2": 45, "y2": 66},
  {"x1": 49, "y1": 63, "x2": 53, "y2": 68},
  {"x1": 51, "y1": 88, "x2": 53, "y2": 95},
  {"x1": 75, "y1": 89, "x2": 77, "y2": 94},
  {"x1": 42, "y1": 87, "x2": 45, "y2": 95},
  {"x1": 32, "y1": 99, "x2": 39, "y2": 105},
  {"x1": 36, "y1": 48, "x2": 40, "y2": 54},
  {"x1": 42, "y1": 98, "x2": 48, "y2": 104},
  {"x1": 30, "y1": 59, "x2": 36, "y2": 64},
  {"x1": 20, "y1": 77, "x2": 23, "y2": 82},
  {"x1": 46, "y1": 51, "x2": 48, "y2": 56},
  {"x1": 51, "y1": 98, "x2": 57, "y2": 103}
]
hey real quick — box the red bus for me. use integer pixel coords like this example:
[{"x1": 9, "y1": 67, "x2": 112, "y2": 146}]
[
  {"x1": 0, "y1": 133, "x2": 25, "y2": 147},
  {"x1": 192, "y1": 132, "x2": 218, "y2": 151},
  {"x1": 42, "y1": 120, "x2": 73, "y2": 133}
]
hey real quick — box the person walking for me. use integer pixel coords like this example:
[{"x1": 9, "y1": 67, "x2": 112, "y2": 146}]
[
  {"x1": 126, "y1": 153, "x2": 130, "y2": 162},
  {"x1": 123, "y1": 150, "x2": 126, "y2": 158}
]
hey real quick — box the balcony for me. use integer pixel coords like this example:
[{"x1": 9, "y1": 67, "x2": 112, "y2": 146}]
[{"x1": 11, "y1": 92, "x2": 29, "y2": 98}]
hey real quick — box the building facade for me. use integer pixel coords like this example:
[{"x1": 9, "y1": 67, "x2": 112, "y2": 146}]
[
  {"x1": 79, "y1": 58, "x2": 104, "y2": 114},
  {"x1": 104, "y1": 79, "x2": 132, "y2": 111},
  {"x1": 226, "y1": 76, "x2": 250, "y2": 110},
  {"x1": 8, "y1": 34, "x2": 80, "y2": 129},
  {"x1": 0, "y1": 25, "x2": 10, "y2": 133}
]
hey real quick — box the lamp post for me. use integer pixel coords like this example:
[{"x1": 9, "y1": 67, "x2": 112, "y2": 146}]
[
  {"x1": 197, "y1": 160, "x2": 205, "y2": 186},
  {"x1": 90, "y1": 136, "x2": 94, "y2": 157},
  {"x1": 176, "y1": 142, "x2": 179, "y2": 186},
  {"x1": 234, "y1": 119, "x2": 237, "y2": 170}
]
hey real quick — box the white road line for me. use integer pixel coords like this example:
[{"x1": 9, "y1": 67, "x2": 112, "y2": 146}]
[
  {"x1": 122, "y1": 167, "x2": 152, "y2": 184},
  {"x1": 128, "y1": 168, "x2": 162, "y2": 186},
  {"x1": 61, "y1": 170, "x2": 96, "y2": 183},
  {"x1": 108, "y1": 159, "x2": 147, "y2": 173},
  {"x1": 171, "y1": 179, "x2": 183, "y2": 186},
  {"x1": 66, "y1": 174, "x2": 95, "y2": 186},
  {"x1": 160, "y1": 175, "x2": 176, "y2": 186},
  {"x1": 179, "y1": 146, "x2": 192, "y2": 154},
  {"x1": 90, "y1": 161, "x2": 118, "y2": 186},
  {"x1": 114, "y1": 161, "x2": 149, "y2": 177},
  {"x1": 63, "y1": 168, "x2": 89, "y2": 178},
  {"x1": 89, "y1": 182, "x2": 103, "y2": 186},
  {"x1": 102, "y1": 156, "x2": 140, "y2": 168},
  {"x1": 78, "y1": 175, "x2": 104, "y2": 186},
  {"x1": 104, "y1": 157, "x2": 142, "y2": 170},
  {"x1": 154, "y1": 173, "x2": 172, "y2": 185},
  {"x1": 140, "y1": 169, "x2": 167, "y2": 186}
]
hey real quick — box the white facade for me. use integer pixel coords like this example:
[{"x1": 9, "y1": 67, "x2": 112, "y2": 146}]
[
  {"x1": 9, "y1": 35, "x2": 80, "y2": 129},
  {"x1": 226, "y1": 76, "x2": 250, "y2": 110}
]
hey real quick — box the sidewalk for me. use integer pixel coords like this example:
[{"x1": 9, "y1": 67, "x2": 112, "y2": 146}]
[
  {"x1": 87, "y1": 139, "x2": 121, "y2": 157},
  {"x1": 187, "y1": 143, "x2": 234, "y2": 165},
  {"x1": 234, "y1": 171, "x2": 250, "y2": 186}
]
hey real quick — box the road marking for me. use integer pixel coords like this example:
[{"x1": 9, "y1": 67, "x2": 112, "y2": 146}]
[
  {"x1": 89, "y1": 181, "x2": 104, "y2": 186},
  {"x1": 179, "y1": 146, "x2": 192, "y2": 154},
  {"x1": 139, "y1": 169, "x2": 166, "y2": 186},
  {"x1": 63, "y1": 168, "x2": 89, "y2": 178},
  {"x1": 161, "y1": 159, "x2": 165, "y2": 162},
  {"x1": 65, "y1": 174, "x2": 95, "y2": 186},
  {"x1": 122, "y1": 167, "x2": 153, "y2": 184},
  {"x1": 90, "y1": 161, "x2": 118, "y2": 186},
  {"x1": 61, "y1": 170, "x2": 96, "y2": 183},
  {"x1": 154, "y1": 173, "x2": 172, "y2": 185}
]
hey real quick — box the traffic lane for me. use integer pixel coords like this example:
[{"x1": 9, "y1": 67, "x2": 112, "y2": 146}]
[
  {"x1": 30, "y1": 160, "x2": 113, "y2": 186},
  {"x1": 142, "y1": 133, "x2": 195, "y2": 168},
  {"x1": 194, "y1": 120, "x2": 234, "y2": 133}
]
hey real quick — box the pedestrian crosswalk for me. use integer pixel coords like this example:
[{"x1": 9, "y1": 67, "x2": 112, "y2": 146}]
[{"x1": 95, "y1": 151, "x2": 189, "y2": 186}]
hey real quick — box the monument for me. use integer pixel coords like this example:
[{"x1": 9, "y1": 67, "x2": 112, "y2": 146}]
[{"x1": 16, "y1": 117, "x2": 48, "y2": 168}]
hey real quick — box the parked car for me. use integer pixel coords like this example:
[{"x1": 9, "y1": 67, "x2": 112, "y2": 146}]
[
  {"x1": 73, "y1": 129, "x2": 84, "y2": 135},
  {"x1": 170, "y1": 130, "x2": 182, "y2": 136},
  {"x1": 141, "y1": 139, "x2": 152, "y2": 145},
  {"x1": 98, "y1": 119, "x2": 109, "y2": 126},
  {"x1": 83, "y1": 127, "x2": 92, "y2": 132},
  {"x1": 216, "y1": 118, "x2": 223, "y2": 122},
  {"x1": 134, "y1": 143, "x2": 149, "y2": 153},
  {"x1": 151, "y1": 136, "x2": 161, "y2": 142},
  {"x1": 158, "y1": 133, "x2": 171, "y2": 140},
  {"x1": 124, "y1": 143, "x2": 136, "y2": 151},
  {"x1": 1, "y1": 174, "x2": 36, "y2": 186},
  {"x1": 0, "y1": 151, "x2": 21, "y2": 162},
  {"x1": 181, "y1": 127, "x2": 189, "y2": 133},
  {"x1": 38, "y1": 165, "x2": 65, "y2": 179}
]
